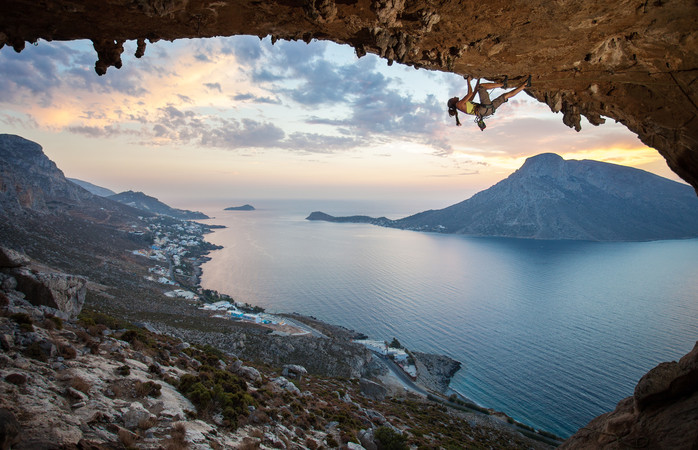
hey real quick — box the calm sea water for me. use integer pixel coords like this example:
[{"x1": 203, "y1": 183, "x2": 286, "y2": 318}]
[{"x1": 197, "y1": 199, "x2": 698, "y2": 438}]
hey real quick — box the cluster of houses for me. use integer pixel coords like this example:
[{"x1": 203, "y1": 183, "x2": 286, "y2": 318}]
[
  {"x1": 200, "y1": 301, "x2": 285, "y2": 326},
  {"x1": 354, "y1": 339, "x2": 418, "y2": 379},
  {"x1": 131, "y1": 217, "x2": 210, "y2": 299}
]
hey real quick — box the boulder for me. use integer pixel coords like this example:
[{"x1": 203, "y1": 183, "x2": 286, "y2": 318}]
[
  {"x1": 236, "y1": 365, "x2": 262, "y2": 384},
  {"x1": 561, "y1": 341, "x2": 698, "y2": 449},
  {"x1": 11, "y1": 268, "x2": 86, "y2": 319},
  {"x1": 282, "y1": 364, "x2": 307, "y2": 381},
  {"x1": 272, "y1": 376, "x2": 300, "y2": 395},
  {"x1": 357, "y1": 428, "x2": 377, "y2": 450},
  {"x1": 0, "y1": 247, "x2": 30, "y2": 268},
  {"x1": 121, "y1": 402, "x2": 156, "y2": 430},
  {"x1": 359, "y1": 378, "x2": 387, "y2": 402},
  {"x1": 0, "y1": 408, "x2": 21, "y2": 450}
]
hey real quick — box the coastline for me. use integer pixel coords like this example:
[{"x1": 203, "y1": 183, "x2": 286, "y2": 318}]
[{"x1": 187, "y1": 217, "x2": 564, "y2": 443}]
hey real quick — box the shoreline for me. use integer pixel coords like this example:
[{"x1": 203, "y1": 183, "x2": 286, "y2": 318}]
[{"x1": 186, "y1": 216, "x2": 564, "y2": 443}]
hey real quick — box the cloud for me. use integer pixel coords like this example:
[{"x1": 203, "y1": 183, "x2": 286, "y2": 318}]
[
  {"x1": 231, "y1": 93, "x2": 281, "y2": 104},
  {"x1": 204, "y1": 82, "x2": 222, "y2": 92},
  {"x1": 201, "y1": 118, "x2": 286, "y2": 148},
  {"x1": 281, "y1": 132, "x2": 363, "y2": 153},
  {"x1": 229, "y1": 35, "x2": 265, "y2": 64},
  {"x1": 66, "y1": 124, "x2": 128, "y2": 138}
]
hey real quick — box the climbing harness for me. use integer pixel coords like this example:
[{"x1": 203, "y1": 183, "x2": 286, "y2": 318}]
[{"x1": 474, "y1": 114, "x2": 490, "y2": 131}]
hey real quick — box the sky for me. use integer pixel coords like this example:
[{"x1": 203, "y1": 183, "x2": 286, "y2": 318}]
[{"x1": 0, "y1": 35, "x2": 683, "y2": 209}]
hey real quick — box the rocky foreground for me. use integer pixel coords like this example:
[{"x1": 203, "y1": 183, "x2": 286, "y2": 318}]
[{"x1": 0, "y1": 246, "x2": 558, "y2": 449}]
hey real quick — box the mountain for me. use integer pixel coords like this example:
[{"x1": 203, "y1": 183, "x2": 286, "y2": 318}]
[
  {"x1": 1, "y1": 134, "x2": 96, "y2": 214},
  {"x1": 108, "y1": 190, "x2": 209, "y2": 220},
  {"x1": 307, "y1": 153, "x2": 698, "y2": 241},
  {"x1": 225, "y1": 204, "x2": 256, "y2": 211},
  {"x1": 0, "y1": 134, "x2": 144, "y2": 221},
  {"x1": 68, "y1": 178, "x2": 117, "y2": 197}
]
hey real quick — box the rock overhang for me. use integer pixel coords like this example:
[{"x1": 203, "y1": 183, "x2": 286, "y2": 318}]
[{"x1": 2, "y1": 0, "x2": 697, "y2": 192}]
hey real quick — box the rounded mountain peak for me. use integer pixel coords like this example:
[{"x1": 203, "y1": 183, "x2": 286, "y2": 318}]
[{"x1": 517, "y1": 153, "x2": 566, "y2": 179}]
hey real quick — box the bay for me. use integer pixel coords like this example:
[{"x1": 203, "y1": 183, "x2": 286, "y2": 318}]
[{"x1": 198, "y1": 198, "x2": 698, "y2": 438}]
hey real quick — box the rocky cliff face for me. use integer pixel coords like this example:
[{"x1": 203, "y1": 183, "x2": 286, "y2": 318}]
[
  {"x1": 0, "y1": 134, "x2": 93, "y2": 213},
  {"x1": 2, "y1": 0, "x2": 698, "y2": 192},
  {"x1": 561, "y1": 342, "x2": 698, "y2": 449}
]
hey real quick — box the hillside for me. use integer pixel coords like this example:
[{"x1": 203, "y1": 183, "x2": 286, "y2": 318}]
[
  {"x1": 68, "y1": 178, "x2": 117, "y2": 197},
  {"x1": 0, "y1": 134, "x2": 561, "y2": 448},
  {"x1": 308, "y1": 153, "x2": 698, "y2": 241},
  {"x1": 108, "y1": 191, "x2": 209, "y2": 220}
]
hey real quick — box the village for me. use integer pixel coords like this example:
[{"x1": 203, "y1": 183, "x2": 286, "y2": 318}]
[{"x1": 129, "y1": 215, "x2": 420, "y2": 380}]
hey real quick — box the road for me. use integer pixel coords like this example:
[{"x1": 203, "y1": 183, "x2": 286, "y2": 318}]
[
  {"x1": 281, "y1": 316, "x2": 328, "y2": 338},
  {"x1": 372, "y1": 351, "x2": 429, "y2": 396}
]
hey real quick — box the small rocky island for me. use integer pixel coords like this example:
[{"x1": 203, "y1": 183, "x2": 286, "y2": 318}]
[{"x1": 225, "y1": 204, "x2": 255, "y2": 211}]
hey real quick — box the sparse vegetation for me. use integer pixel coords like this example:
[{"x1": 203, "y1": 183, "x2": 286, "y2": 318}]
[
  {"x1": 10, "y1": 312, "x2": 34, "y2": 332},
  {"x1": 70, "y1": 376, "x2": 92, "y2": 394},
  {"x1": 375, "y1": 426, "x2": 408, "y2": 450},
  {"x1": 177, "y1": 364, "x2": 254, "y2": 427}
]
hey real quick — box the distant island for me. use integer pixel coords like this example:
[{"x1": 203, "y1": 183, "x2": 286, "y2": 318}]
[
  {"x1": 225, "y1": 204, "x2": 255, "y2": 211},
  {"x1": 307, "y1": 153, "x2": 698, "y2": 241}
]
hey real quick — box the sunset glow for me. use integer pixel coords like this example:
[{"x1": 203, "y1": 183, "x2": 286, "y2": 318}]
[{"x1": 0, "y1": 36, "x2": 682, "y2": 207}]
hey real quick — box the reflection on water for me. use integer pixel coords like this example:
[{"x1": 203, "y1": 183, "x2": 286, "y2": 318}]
[{"x1": 199, "y1": 199, "x2": 698, "y2": 437}]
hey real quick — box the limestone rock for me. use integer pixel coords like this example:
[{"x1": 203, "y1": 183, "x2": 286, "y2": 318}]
[
  {"x1": 282, "y1": 364, "x2": 307, "y2": 380},
  {"x1": 359, "y1": 378, "x2": 387, "y2": 402},
  {"x1": 121, "y1": 402, "x2": 155, "y2": 430},
  {"x1": 11, "y1": 268, "x2": 86, "y2": 319},
  {"x1": 561, "y1": 341, "x2": 698, "y2": 449},
  {"x1": 0, "y1": 408, "x2": 21, "y2": 450},
  {"x1": 272, "y1": 376, "x2": 300, "y2": 395},
  {"x1": 236, "y1": 365, "x2": 262, "y2": 384},
  {"x1": 412, "y1": 351, "x2": 461, "y2": 393},
  {"x1": 2, "y1": 1, "x2": 698, "y2": 193},
  {"x1": 358, "y1": 428, "x2": 378, "y2": 450},
  {"x1": 0, "y1": 247, "x2": 29, "y2": 269}
]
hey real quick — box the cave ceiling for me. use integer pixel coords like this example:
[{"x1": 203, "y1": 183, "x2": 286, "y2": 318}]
[{"x1": 2, "y1": 0, "x2": 697, "y2": 192}]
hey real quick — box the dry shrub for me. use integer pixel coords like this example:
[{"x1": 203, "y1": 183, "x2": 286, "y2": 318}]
[
  {"x1": 0, "y1": 291, "x2": 9, "y2": 308},
  {"x1": 75, "y1": 329, "x2": 92, "y2": 343},
  {"x1": 135, "y1": 380, "x2": 162, "y2": 398},
  {"x1": 239, "y1": 437, "x2": 261, "y2": 450},
  {"x1": 171, "y1": 422, "x2": 187, "y2": 440},
  {"x1": 249, "y1": 428, "x2": 264, "y2": 439},
  {"x1": 165, "y1": 422, "x2": 188, "y2": 450},
  {"x1": 71, "y1": 376, "x2": 91, "y2": 394},
  {"x1": 118, "y1": 427, "x2": 138, "y2": 447},
  {"x1": 305, "y1": 438, "x2": 319, "y2": 450},
  {"x1": 87, "y1": 324, "x2": 107, "y2": 337},
  {"x1": 248, "y1": 409, "x2": 270, "y2": 425},
  {"x1": 59, "y1": 344, "x2": 77, "y2": 359},
  {"x1": 138, "y1": 415, "x2": 158, "y2": 430}
]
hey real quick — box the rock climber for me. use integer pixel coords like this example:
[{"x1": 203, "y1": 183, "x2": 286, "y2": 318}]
[{"x1": 448, "y1": 75, "x2": 531, "y2": 130}]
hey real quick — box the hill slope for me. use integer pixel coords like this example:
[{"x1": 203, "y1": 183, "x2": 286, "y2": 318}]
[
  {"x1": 68, "y1": 178, "x2": 117, "y2": 197},
  {"x1": 309, "y1": 153, "x2": 698, "y2": 241},
  {"x1": 108, "y1": 190, "x2": 209, "y2": 220}
]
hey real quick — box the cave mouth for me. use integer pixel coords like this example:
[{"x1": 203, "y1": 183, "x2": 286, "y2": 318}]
[
  {"x1": 0, "y1": 34, "x2": 682, "y2": 201},
  {"x1": 1, "y1": 0, "x2": 697, "y2": 191}
]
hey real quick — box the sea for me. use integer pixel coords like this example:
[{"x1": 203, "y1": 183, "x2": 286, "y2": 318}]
[{"x1": 195, "y1": 198, "x2": 698, "y2": 438}]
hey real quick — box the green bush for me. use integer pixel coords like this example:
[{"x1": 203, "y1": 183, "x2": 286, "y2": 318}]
[
  {"x1": 78, "y1": 310, "x2": 125, "y2": 329},
  {"x1": 375, "y1": 426, "x2": 408, "y2": 450},
  {"x1": 48, "y1": 316, "x2": 64, "y2": 330},
  {"x1": 10, "y1": 313, "x2": 33, "y2": 332},
  {"x1": 177, "y1": 368, "x2": 253, "y2": 427}
]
